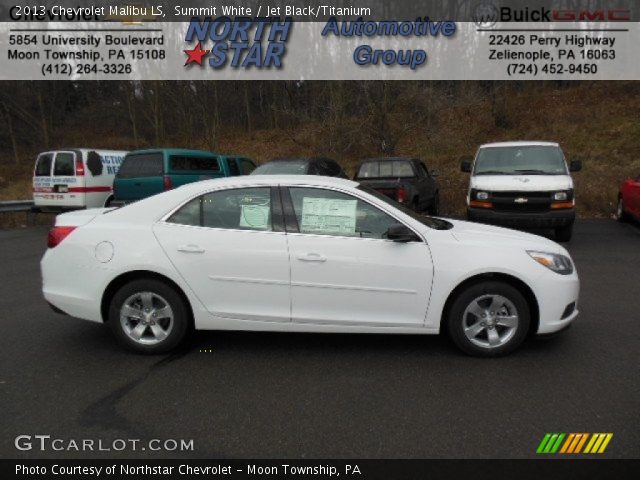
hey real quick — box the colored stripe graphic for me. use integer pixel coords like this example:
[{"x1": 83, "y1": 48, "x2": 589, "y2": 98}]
[{"x1": 538, "y1": 433, "x2": 613, "y2": 454}]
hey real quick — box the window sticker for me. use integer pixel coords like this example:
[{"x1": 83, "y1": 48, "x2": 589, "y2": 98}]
[
  {"x1": 301, "y1": 197, "x2": 357, "y2": 235},
  {"x1": 238, "y1": 194, "x2": 271, "y2": 230}
]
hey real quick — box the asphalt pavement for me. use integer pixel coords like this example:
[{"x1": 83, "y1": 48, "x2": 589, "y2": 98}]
[{"x1": 0, "y1": 220, "x2": 638, "y2": 459}]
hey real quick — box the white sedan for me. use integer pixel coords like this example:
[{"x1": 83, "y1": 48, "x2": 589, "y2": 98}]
[{"x1": 41, "y1": 176, "x2": 579, "y2": 356}]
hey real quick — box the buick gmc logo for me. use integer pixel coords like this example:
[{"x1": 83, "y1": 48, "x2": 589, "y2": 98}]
[{"x1": 472, "y1": 1, "x2": 631, "y2": 25}]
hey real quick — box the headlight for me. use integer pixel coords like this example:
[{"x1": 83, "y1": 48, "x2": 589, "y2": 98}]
[
  {"x1": 476, "y1": 191, "x2": 489, "y2": 200},
  {"x1": 527, "y1": 251, "x2": 574, "y2": 275},
  {"x1": 553, "y1": 191, "x2": 568, "y2": 201}
]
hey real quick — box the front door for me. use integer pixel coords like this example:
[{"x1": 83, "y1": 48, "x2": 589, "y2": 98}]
[{"x1": 283, "y1": 186, "x2": 433, "y2": 327}]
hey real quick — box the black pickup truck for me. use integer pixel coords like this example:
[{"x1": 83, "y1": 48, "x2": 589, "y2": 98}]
[{"x1": 354, "y1": 157, "x2": 440, "y2": 214}]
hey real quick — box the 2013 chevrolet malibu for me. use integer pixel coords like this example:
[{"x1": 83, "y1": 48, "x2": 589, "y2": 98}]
[{"x1": 41, "y1": 176, "x2": 579, "y2": 356}]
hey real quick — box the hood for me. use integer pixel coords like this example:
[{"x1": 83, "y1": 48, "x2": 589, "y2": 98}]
[
  {"x1": 448, "y1": 218, "x2": 565, "y2": 254},
  {"x1": 470, "y1": 175, "x2": 573, "y2": 192}
]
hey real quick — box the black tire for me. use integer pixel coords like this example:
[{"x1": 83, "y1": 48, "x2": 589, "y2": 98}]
[
  {"x1": 104, "y1": 196, "x2": 114, "y2": 208},
  {"x1": 616, "y1": 197, "x2": 628, "y2": 222},
  {"x1": 410, "y1": 197, "x2": 420, "y2": 212},
  {"x1": 555, "y1": 224, "x2": 573, "y2": 242},
  {"x1": 108, "y1": 278, "x2": 190, "y2": 354},
  {"x1": 428, "y1": 193, "x2": 439, "y2": 216},
  {"x1": 446, "y1": 281, "x2": 530, "y2": 357}
]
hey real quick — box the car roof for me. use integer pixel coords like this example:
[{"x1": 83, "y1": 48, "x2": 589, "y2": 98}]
[
  {"x1": 359, "y1": 157, "x2": 416, "y2": 164},
  {"x1": 179, "y1": 175, "x2": 358, "y2": 193},
  {"x1": 126, "y1": 148, "x2": 219, "y2": 156},
  {"x1": 480, "y1": 141, "x2": 559, "y2": 148}
]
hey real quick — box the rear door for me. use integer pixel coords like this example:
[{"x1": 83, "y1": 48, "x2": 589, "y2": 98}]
[
  {"x1": 114, "y1": 153, "x2": 164, "y2": 201},
  {"x1": 33, "y1": 151, "x2": 84, "y2": 209},
  {"x1": 153, "y1": 186, "x2": 291, "y2": 323}
]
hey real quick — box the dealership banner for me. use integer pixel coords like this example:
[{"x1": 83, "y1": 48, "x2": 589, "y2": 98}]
[{"x1": 0, "y1": 0, "x2": 639, "y2": 80}]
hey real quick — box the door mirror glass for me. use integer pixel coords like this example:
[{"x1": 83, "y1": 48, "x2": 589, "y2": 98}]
[
  {"x1": 569, "y1": 160, "x2": 582, "y2": 172},
  {"x1": 430, "y1": 169, "x2": 440, "y2": 177},
  {"x1": 385, "y1": 223, "x2": 420, "y2": 243},
  {"x1": 461, "y1": 160, "x2": 472, "y2": 173}
]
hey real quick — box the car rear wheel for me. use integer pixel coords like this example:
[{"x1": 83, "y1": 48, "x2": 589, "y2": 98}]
[
  {"x1": 447, "y1": 281, "x2": 530, "y2": 356},
  {"x1": 108, "y1": 279, "x2": 190, "y2": 353},
  {"x1": 616, "y1": 197, "x2": 628, "y2": 222},
  {"x1": 555, "y1": 224, "x2": 573, "y2": 242}
]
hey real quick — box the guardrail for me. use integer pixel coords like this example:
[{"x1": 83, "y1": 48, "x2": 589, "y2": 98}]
[
  {"x1": 0, "y1": 200, "x2": 37, "y2": 226},
  {"x1": 0, "y1": 200, "x2": 34, "y2": 213}
]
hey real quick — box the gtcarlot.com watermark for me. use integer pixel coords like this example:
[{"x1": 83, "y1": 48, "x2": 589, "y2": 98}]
[{"x1": 15, "y1": 435, "x2": 194, "y2": 452}]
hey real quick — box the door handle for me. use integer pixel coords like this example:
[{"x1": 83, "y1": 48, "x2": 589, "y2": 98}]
[
  {"x1": 177, "y1": 244, "x2": 205, "y2": 254},
  {"x1": 297, "y1": 253, "x2": 326, "y2": 262}
]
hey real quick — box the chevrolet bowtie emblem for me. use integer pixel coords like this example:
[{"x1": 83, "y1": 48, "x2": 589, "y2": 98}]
[{"x1": 514, "y1": 197, "x2": 529, "y2": 204}]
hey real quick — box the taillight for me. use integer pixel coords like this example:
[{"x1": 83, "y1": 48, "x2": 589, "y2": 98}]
[
  {"x1": 47, "y1": 226, "x2": 76, "y2": 248},
  {"x1": 75, "y1": 159, "x2": 85, "y2": 176},
  {"x1": 397, "y1": 187, "x2": 407, "y2": 203},
  {"x1": 163, "y1": 175, "x2": 173, "y2": 190}
]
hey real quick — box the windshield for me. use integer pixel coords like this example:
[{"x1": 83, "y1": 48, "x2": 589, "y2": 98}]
[
  {"x1": 357, "y1": 160, "x2": 414, "y2": 178},
  {"x1": 474, "y1": 146, "x2": 567, "y2": 175},
  {"x1": 252, "y1": 161, "x2": 308, "y2": 175},
  {"x1": 357, "y1": 185, "x2": 452, "y2": 230}
]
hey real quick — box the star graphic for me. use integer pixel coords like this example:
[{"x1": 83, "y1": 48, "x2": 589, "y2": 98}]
[{"x1": 184, "y1": 42, "x2": 210, "y2": 66}]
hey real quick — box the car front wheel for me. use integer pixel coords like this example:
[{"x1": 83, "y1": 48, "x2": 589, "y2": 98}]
[
  {"x1": 108, "y1": 279, "x2": 190, "y2": 353},
  {"x1": 447, "y1": 281, "x2": 530, "y2": 356}
]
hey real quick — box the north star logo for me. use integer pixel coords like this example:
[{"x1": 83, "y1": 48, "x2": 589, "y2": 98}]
[{"x1": 183, "y1": 17, "x2": 292, "y2": 69}]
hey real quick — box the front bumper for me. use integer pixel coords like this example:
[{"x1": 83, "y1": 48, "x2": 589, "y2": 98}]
[
  {"x1": 468, "y1": 207, "x2": 575, "y2": 229},
  {"x1": 534, "y1": 269, "x2": 580, "y2": 335}
]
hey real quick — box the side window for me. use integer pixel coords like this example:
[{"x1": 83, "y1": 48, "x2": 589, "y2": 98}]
[
  {"x1": 167, "y1": 197, "x2": 201, "y2": 226},
  {"x1": 203, "y1": 188, "x2": 272, "y2": 231},
  {"x1": 288, "y1": 187, "x2": 398, "y2": 239},
  {"x1": 53, "y1": 153, "x2": 75, "y2": 176},
  {"x1": 227, "y1": 159, "x2": 241, "y2": 176},
  {"x1": 170, "y1": 155, "x2": 220, "y2": 172},
  {"x1": 35, "y1": 154, "x2": 53, "y2": 176},
  {"x1": 240, "y1": 159, "x2": 256, "y2": 175}
]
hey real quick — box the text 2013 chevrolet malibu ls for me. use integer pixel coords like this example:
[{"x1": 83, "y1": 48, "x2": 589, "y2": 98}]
[{"x1": 41, "y1": 176, "x2": 579, "y2": 356}]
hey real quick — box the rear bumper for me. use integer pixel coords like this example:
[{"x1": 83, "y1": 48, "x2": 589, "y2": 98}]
[{"x1": 468, "y1": 207, "x2": 575, "y2": 228}]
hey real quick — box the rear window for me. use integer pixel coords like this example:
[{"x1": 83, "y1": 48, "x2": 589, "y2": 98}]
[
  {"x1": 53, "y1": 153, "x2": 75, "y2": 176},
  {"x1": 357, "y1": 161, "x2": 415, "y2": 178},
  {"x1": 227, "y1": 159, "x2": 241, "y2": 176},
  {"x1": 252, "y1": 161, "x2": 308, "y2": 175},
  {"x1": 239, "y1": 158, "x2": 256, "y2": 175},
  {"x1": 117, "y1": 153, "x2": 163, "y2": 178},
  {"x1": 35, "y1": 154, "x2": 53, "y2": 176},
  {"x1": 170, "y1": 155, "x2": 220, "y2": 172}
]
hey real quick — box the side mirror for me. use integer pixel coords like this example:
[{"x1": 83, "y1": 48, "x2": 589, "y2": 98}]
[
  {"x1": 386, "y1": 223, "x2": 420, "y2": 243},
  {"x1": 430, "y1": 169, "x2": 440, "y2": 177},
  {"x1": 461, "y1": 160, "x2": 472, "y2": 173},
  {"x1": 569, "y1": 160, "x2": 582, "y2": 172}
]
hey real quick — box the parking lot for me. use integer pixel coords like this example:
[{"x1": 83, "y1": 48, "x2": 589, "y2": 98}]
[{"x1": 0, "y1": 220, "x2": 638, "y2": 459}]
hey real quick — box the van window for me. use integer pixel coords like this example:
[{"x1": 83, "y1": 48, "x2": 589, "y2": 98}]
[
  {"x1": 53, "y1": 153, "x2": 75, "y2": 176},
  {"x1": 227, "y1": 159, "x2": 241, "y2": 176},
  {"x1": 35, "y1": 154, "x2": 53, "y2": 176},
  {"x1": 239, "y1": 158, "x2": 256, "y2": 175},
  {"x1": 170, "y1": 155, "x2": 220, "y2": 172},
  {"x1": 117, "y1": 153, "x2": 163, "y2": 178}
]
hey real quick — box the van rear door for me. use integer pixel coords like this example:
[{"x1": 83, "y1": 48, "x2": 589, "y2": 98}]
[
  {"x1": 33, "y1": 151, "x2": 84, "y2": 210},
  {"x1": 114, "y1": 152, "x2": 164, "y2": 202}
]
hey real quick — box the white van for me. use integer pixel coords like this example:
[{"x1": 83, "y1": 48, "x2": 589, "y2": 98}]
[
  {"x1": 33, "y1": 149, "x2": 127, "y2": 212},
  {"x1": 461, "y1": 141, "x2": 582, "y2": 242}
]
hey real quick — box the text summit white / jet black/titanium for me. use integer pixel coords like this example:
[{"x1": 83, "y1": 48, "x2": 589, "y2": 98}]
[{"x1": 41, "y1": 175, "x2": 579, "y2": 356}]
